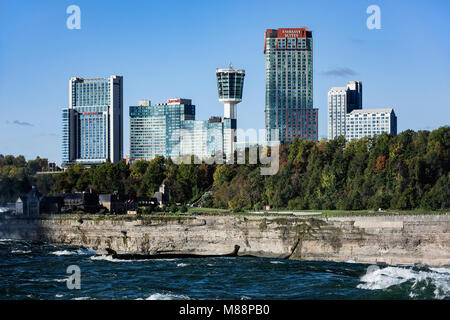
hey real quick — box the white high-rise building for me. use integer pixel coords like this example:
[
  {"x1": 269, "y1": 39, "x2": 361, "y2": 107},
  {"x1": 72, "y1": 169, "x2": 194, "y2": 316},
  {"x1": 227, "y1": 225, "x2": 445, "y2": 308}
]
[
  {"x1": 62, "y1": 75, "x2": 123, "y2": 167},
  {"x1": 328, "y1": 81, "x2": 362, "y2": 140},
  {"x1": 345, "y1": 108, "x2": 397, "y2": 140}
]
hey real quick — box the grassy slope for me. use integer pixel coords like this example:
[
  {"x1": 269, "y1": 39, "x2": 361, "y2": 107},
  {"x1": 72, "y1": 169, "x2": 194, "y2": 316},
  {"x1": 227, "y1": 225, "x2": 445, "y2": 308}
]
[{"x1": 187, "y1": 207, "x2": 449, "y2": 217}]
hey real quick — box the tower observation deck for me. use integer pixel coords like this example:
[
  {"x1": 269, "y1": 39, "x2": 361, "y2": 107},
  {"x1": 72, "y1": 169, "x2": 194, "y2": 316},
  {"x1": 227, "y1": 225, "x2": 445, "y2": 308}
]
[{"x1": 216, "y1": 64, "x2": 245, "y2": 119}]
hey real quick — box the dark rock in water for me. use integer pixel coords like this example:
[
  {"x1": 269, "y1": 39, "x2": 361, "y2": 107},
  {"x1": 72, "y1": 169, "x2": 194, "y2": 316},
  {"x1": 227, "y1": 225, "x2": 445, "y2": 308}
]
[
  {"x1": 105, "y1": 248, "x2": 118, "y2": 257},
  {"x1": 414, "y1": 263, "x2": 429, "y2": 270},
  {"x1": 102, "y1": 245, "x2": 240, "y2": 260}
]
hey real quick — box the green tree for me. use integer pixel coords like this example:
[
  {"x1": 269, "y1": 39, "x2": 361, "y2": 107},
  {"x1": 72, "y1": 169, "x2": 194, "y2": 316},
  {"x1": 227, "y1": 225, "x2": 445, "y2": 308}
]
[{"x1": 141, "y1": 156, "x2": 166, "y2": 197}]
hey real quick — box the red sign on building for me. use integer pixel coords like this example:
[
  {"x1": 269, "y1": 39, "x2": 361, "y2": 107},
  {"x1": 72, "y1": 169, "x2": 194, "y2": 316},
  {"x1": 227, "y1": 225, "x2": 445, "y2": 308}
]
[
  {"x1": 277, "y1": 28, "x2": 309, "y2": 38},
  {"x1": 167, "y1": 98, "x2": 181, "y2": 104}
]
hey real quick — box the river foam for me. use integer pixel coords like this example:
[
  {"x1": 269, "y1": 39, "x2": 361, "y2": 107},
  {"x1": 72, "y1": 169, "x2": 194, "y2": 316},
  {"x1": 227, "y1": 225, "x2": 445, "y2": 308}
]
[
  {"x1": 144, "y1": 293, "x2": 190, "y2": 300},
  {"x1": 89, "y1": 254, "x2": 156, "y2": 262},
  {"x1": 30, "y1": 278, "x2": 68, "y2": 283},
  {"x1": 51, "y1": 248, "x2": 96, "y2": 256},
  {"x1": 11, "y1": 249, "x2": 31, "y2": 254},
  {"x1": 357, "y1": 265, "x2": 450, "y2": 299},
  {"x1": 51, "y1": 250, "x2": 74, "y2": 256},
  {"x1": 177, "y1": 263, "x2": 189, "y2": 267}
]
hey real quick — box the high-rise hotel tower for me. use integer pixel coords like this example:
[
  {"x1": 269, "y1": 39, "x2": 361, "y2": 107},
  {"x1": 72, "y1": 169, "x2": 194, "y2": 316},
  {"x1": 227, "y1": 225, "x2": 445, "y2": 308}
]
[
  {"x1": 62, "y1": 75, "x2": 123, "y2": 167},
  {"x1": 264, "y1": 28, "x2": 318, "y2": 142}
]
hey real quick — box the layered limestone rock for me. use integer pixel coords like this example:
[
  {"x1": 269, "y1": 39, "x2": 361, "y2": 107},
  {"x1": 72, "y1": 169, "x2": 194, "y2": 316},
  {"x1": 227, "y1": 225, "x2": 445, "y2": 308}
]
[{"x1": 0, "y1": 214, "x2": 448, "y2": 266}]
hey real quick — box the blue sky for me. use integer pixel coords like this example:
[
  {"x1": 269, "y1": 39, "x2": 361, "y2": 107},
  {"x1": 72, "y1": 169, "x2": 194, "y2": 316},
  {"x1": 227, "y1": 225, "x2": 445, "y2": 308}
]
[{"x1": 0, "y1": 0, "x2": 449, "y2": 164}]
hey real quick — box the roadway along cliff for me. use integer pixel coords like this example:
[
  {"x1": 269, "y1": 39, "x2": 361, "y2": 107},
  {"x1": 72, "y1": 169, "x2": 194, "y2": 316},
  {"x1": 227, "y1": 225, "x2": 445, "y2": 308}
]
[{"x1": 0, "y1": 214, "x2": 449, "y2": 267}]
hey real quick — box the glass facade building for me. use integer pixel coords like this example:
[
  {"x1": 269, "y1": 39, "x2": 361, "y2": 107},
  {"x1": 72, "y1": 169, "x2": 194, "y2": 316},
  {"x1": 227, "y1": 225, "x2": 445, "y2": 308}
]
[
  {"x1": 61, "y1": 108, "x2": 77, "y2": 165},
  {"x1": 129, "y1": 99, "x2": 195, "y2": 160},
  {"x1": 181, "y1": 118, "x2": 227, "y2": 159},
  {"x1": 264, "y1": 28, "x2": 318, "y2": 142},
  {"x1": 129, "y1": 99, "x2": 235, "y2": 162},
  {"x1": 61, "y1": 76, "x2": 123, "y2": 167}
]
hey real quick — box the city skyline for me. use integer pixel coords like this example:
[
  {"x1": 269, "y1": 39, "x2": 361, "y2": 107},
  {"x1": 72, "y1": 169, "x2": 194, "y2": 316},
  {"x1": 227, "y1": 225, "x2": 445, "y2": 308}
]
[
  {"x1": 1, "y1": 0, "x2": 449, "y2": 164},
  {"x1": 128, "y1": 65, "x2": 245, "y2": 164}
]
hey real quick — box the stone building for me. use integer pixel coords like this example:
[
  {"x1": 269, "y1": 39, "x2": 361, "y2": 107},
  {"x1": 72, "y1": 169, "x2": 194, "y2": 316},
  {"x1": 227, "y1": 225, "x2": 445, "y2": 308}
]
[
  {"x1": 99, "y1": 191, "x2": 127, "y2": 214},
  {"x1": 15, "y1": 186, "x2": 41, "y2": 216},
  {"x1": 153, "y1": 183, "x2": 169, "y2": 207}
]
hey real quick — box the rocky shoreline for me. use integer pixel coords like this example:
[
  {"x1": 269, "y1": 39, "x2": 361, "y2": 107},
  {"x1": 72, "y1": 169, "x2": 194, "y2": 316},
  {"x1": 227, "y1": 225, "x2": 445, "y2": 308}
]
[{"x1": 0, "y1": 214, "x2": 449, "y2": 267}]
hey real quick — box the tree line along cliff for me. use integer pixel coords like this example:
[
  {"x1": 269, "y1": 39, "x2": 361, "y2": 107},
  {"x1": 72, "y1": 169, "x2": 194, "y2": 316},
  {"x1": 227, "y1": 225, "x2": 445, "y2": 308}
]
[{"x1": 0, "y1": 126, "x2": 449, "y2": 212}]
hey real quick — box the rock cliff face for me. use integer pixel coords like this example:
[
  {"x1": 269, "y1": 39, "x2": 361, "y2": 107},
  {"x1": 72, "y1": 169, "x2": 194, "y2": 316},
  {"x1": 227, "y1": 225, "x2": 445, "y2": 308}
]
[{"x1": 0, "y1": 214, "x2": 449, "y2": 266}]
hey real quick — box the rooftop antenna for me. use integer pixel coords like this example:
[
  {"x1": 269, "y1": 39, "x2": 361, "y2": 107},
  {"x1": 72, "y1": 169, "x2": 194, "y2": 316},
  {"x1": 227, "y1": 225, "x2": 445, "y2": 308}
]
[{"x1": 229, "y1": 62, "x2": 233, "y2": 69}]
